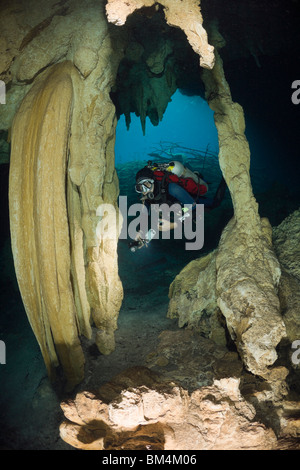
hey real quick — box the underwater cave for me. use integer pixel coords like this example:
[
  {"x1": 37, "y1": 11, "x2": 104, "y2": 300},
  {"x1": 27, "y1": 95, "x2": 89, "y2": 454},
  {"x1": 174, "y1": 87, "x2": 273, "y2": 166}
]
[{"x1": 1, "y1": 0, "x2": 300, "y2": 451}]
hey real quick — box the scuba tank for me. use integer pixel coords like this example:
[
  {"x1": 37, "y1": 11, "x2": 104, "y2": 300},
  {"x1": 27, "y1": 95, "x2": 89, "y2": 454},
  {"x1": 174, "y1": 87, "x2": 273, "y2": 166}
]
[
  {"x1": 166, "y1": 161, "x2": 208, "y2": 190},
  {"x1": 166, "y1": 161, "x2": 199, "y2": 183},
  {"x1": 148, "y1": 160, "x2": 208, "y2": 192}
]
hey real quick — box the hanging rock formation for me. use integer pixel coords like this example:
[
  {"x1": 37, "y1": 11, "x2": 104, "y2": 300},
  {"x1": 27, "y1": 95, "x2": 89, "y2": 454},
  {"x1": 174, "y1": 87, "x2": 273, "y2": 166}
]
[
  {"x1": 9, "y1": 62, "x2": 85, "y2": 388},
  {"x1": 2, "y1": 0, "x2": 125, "y2": 389},
  {"x1": 106, "y1": 0, "x2": 215, "y2": 69}
]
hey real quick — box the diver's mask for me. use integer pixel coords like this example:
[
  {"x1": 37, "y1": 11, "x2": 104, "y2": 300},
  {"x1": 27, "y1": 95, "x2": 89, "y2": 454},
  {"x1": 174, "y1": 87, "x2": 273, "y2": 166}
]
[{"x1": 135, "y1": 178, "x2": 154, "y2": 195}]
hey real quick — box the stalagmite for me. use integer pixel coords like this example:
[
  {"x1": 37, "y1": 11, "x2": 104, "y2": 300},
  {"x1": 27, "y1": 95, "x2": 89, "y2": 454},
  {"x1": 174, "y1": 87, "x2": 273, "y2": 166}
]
[
  {"x1": 167, "y1": 22, "x2": 287, "y2": 377},
  {"x1": 156, "y1": 19, "x2": 287, "y2": 377}
]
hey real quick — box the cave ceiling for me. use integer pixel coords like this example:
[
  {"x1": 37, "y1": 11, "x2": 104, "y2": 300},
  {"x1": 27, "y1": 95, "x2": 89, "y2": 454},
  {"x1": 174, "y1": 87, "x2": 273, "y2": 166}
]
[
  {"x1": 109, "y1": 0, "x2": 300, "y2": 132},
  {"x1": 1, "y1": 0, "x2": 300, "y2": 133}
]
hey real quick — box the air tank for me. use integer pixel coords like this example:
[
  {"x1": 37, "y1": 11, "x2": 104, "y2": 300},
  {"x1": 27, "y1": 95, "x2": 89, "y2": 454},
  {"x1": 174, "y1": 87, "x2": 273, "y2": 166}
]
[{"x1": 167, "y1": 161, "x2": 208, "y2": 190}]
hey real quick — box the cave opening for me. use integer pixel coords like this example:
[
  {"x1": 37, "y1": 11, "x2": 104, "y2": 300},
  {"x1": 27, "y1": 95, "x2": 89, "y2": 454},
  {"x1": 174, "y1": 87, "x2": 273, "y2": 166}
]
[
  {"x1": 103, "y1": 7, "x2": 236, "y2": 380},
  {"x1": 114, "y1": 91, "x2": 233, "y2": 299},
  {"x1": 109, "y1": 8, "x2": 233, "y2": 305}
]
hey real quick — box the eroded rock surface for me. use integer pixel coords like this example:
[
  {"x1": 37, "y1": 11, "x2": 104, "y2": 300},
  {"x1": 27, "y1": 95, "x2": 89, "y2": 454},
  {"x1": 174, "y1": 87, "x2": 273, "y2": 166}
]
[
  {"x1": 167, "y1": 252, "x2": 227, "y2": 346},
  {"x1": 106, "y1": 0, "x2": 215, "y2": 69},
  {"x1": 60, "y1": 366, "x2": 277, "y2": 450},
  {"x1": 273, "y1": 210, "x2": 300, "y2": 375},
  {"x1": 168, "y1": 38, "x2": 286, "y2": 378},
  {"x1": 60, "y1": 324, "x2": 300, "y2": 450},
  {"x1": 273, "y1": 209, "x2": 300, "y2": 283}
]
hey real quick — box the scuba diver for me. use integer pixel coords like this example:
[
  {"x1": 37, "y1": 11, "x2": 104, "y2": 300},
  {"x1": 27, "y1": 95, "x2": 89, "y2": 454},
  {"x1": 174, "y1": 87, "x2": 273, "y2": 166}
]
[{"x1": 129, "y1": 160, "x2": 227, "y2": 251}]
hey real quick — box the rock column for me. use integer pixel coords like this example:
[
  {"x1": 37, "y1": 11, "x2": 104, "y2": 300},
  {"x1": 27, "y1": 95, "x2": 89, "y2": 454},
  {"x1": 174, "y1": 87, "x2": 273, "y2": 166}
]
[{"x1": 201, "y1": 43, "x2": 286, "y2": 376}]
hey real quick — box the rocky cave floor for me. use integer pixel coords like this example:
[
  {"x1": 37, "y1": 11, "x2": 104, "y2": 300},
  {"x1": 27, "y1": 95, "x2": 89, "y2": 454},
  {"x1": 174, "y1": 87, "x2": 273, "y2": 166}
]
[{"x1": 1, "y1": 161, "x2": 300, "y2": 450}]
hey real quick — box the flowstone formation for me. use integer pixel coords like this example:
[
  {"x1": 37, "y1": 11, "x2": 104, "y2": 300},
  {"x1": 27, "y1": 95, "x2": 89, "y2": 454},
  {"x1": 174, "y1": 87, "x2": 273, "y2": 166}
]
[{"x1": 1, "y1": 0, "x2": 125, "y2": 389}]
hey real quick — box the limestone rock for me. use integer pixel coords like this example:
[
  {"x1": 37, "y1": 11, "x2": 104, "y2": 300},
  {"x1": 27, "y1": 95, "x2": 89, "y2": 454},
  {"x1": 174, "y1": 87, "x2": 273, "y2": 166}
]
[
  {"x1": 167, "y1": 251, "x2": 227, "y2": 346},
  {"x1": 73, "y1": 46, "x2": 99, "y2": 78},
  {"x1": 146, "y1": 329, "x2": 243, "y2": 391},
  {"x1": 95, "y1": 329, "x2": 116, "y2": 355},
  {"x1": 277, "y1": 400, "x2": 300, "y2": 446},
  {"x1": 273, "y1": 209, "x2": 300, "y2": 282},
  {"x1": 200, "y1": 41, "x2": 286, "y2": 377},
  {"x1": 60, "y1": 366, "x2": 277, "y2": 450},
  {"x1": 215, "y1": 218, "x2": 286, "y2": 376},
  {"x1": 272, "y1": 209, "x2": 300, "y2": 365},
  {"x1": 277, "y1": 270, "x2": 300, "y2": 344},
  {"x1": 167, "y1": 216, "x2": 286, "y2": 378},
  {"x1": 106, "y1": 0, "x2": 215, "y2": 69}
]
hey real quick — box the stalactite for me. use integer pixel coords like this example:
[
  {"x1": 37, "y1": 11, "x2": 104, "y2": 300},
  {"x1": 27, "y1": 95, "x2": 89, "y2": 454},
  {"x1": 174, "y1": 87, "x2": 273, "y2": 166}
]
[
  {"x1": 5, "y1": 0, "x2": 125, "y2": 388},
  {"x1": 9, "y1": 62, "x2": 85, "y2": 389},
  {"x1": 106, "y1": 0, "x2": 215, "y2": 69}
]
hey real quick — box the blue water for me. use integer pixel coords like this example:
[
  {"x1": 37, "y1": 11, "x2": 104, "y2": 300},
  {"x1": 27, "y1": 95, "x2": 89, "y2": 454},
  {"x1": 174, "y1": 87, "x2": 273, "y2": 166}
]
[
  {"x1": 114, "y1": 88, "x2": 287, "y2": 195},
  {"x1": 114, "y1": 90, "x2": 219, "y2": 165}
]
